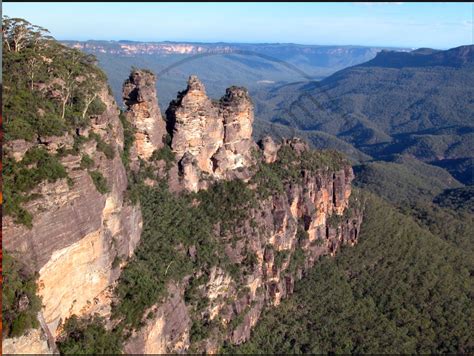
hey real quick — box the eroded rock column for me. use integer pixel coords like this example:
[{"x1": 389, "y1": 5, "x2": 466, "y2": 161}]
[{"x1": 123, "y1": 70, "x2": 166, "y2": 161}]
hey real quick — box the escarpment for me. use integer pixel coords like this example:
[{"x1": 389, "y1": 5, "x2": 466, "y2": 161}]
[
  {"x1": 121, "y1": 134, "x2": 363, "y2": 354},
  {"x1": 114, "y1": 72, "x2": 362, "y2": 354},
  {"x1": 3, "y1": 79, "x2": 143, "y2": 350}
]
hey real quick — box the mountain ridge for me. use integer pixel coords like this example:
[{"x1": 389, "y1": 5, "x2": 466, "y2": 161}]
[{"x1": 252, "y1": 45, "x2": 474, "y2": 184}]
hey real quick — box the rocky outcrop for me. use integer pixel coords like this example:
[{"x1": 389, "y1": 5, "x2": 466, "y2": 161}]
[
  {"x1": 123, "y1": 284, "x2": 191, "y2": 354},
  {"x1": 128, "y1": 137, "x2": 362, "y2": 354},
  {"x1": 2, "y1": 328, "x2": 54, "y2": 355},
  {"x1": 4, "y1": 68, "x2": 363, "y2": 355},
  {"x1": 166, "y1": 76, "x2": 256, "y2": 191},
  {"x1": 123, "y1": 69, "x2": 166, "y2": 162},
  {"x1": 191, "y1": 140, "x2": 362, "y2": 352},
  {"x1": 3, "y1": 85, "x2": 143, "y2": 346},
  {"x1": 259, "y1": 136, "x2": 280, "y2": 164}
]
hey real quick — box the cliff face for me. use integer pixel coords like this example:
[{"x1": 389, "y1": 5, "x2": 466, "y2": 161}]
[
  {"x1": 3, "y1": 84, "x2": 143, "y2": 341},
  {"x1": 121, "y1": 135, "x2": 362, "y2": 354},
  {"x1": 166, "y1": 76, "x2": 256, "y2": 191}
]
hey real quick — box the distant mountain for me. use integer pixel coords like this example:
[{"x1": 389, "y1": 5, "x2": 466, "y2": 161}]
[
  {"x1": 360, "y1": 45, "x2": 473, "y2": 68},
  {"x1": 253, "y1": 45, "x2": 474, "y2": 184},
  {"x1": 62, "y1": 40, "x2": 409, "y2": 109}
]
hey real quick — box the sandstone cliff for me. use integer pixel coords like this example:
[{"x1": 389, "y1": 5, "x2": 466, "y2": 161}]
[
  {"x1": 3, "y1": 83, "x2": 143, "y2": 348},
  {"x1": 123, "y1": 136, "x2": 363, "y2": 354}
]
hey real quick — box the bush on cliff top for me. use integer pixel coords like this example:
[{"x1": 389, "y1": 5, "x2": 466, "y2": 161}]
[
  {"x1": 3, "y1": 16, "x2": 107, "y2": 142},
  {"x1": 251, "y1": 142, "x2": 349, "y2": 199}
]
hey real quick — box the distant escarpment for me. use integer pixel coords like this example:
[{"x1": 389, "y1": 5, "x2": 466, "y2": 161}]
[
  {"x1": 2, "y1": 17, "x2": 362, "y2": 355},
  {"x1": 253, "y1": 45, "x2": 474, "y2": 184}
]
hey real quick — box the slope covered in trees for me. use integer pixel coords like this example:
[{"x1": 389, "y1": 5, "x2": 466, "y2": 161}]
[
  {"x1": 354, "y1": 156, "x2": 474, "y2": 253},
  {"x1": 226, "y1": 191, "x2": 474, "y2": 354},
  {"x1": 252, "y1": 45, "x2": 474, "y2": 184}
]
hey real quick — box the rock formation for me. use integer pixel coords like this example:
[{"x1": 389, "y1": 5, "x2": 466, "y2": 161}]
[
  {"x1": 166, "y1": 76, "x2": 256, "y2": 191},
  {"x1": 120, "y1": 138, "x2": 362, "y2": 354},
  {"x1": 259, "y1": 136, "x2": 280, "y2": 164},
  {"x1": 2, "y1": 328, "x2": 54, "y2": 355},
  {"x1": 123, "y1": 69, "x2": 166, "y2": 162},
  {"x1": 123, "y1": 284, "x2": 191, "y2": 354}
]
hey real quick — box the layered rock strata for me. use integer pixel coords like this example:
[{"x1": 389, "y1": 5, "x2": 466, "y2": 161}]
[
  {"x1": 4, "y1": 70, "x2": 362, "y2": 355},
  {"x1": 3, "y1": 84, "x2": 143, "y2": 342}
]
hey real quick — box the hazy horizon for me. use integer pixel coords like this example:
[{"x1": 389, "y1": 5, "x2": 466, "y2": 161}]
[
  {"x1": 4, "y1": 2, "x2": 473, "y2": 49},
  {"x1": 61, "y1": 38, "x2": 415, "y2": 50}
]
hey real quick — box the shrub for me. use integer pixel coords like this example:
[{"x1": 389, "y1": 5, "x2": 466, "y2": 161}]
[
  {"x1": 119, "y1": 111, "x2": 135, "y2": 169},
  {"x1": 150, "y1": 146, "x2": 175, "y2": 170},
  {"x1": 89, "y1": 171, "x2": 109, "y2": 194},
  {"x1": 87, "y1": 97, "x2": 107, "y2": 116},
  {"x1": 89, "y1": 132, "x2": 115, "y2": 160},
  {"x1": 80, "y1": 154, "x2": 94, "y2": 170},
  {"x1": 56, "y1": 315, "x2": 122, "y2": 354},
  {"x1": 274, "y1": 250, "x2": 290, "y2": 269},
  {"x1": 3, "y1": 147, "x2": 68, "y2": 227}
]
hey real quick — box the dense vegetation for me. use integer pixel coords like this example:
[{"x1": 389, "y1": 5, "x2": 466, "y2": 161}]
[
  {"x1": 226, "y1": 192, "x2": 474, "y2": 354},
  {"x1": 353, "y1": 155, "x2": 462, "y2": 206},
  {"x1": 111, "y1": 180, "x2": 220, "y2": 331},
  {"x1": 3, "y1": 17, "x2": 107, "y2": 142},
  {"x1": 434, "y1": 186, "x2": 474, "y2": 214},
  {"x1": 56, "y1": 315, "x2": 122, "y2": 355},
  {"x1": 2, "y1": 253, "x2": 42, "y2": 339},
  {"x1": 354, "y1": 156, "x2": 474, "y2": 253}
]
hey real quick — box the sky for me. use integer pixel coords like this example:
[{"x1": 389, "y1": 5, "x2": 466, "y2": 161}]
[{"x1": 3, "y1": 2, "x2": 473, "y2": 49}]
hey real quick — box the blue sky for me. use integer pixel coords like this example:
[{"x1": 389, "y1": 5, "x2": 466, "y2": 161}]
[{"x1": 3, "y1": 2, "x2": 473, "y2": 49}]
